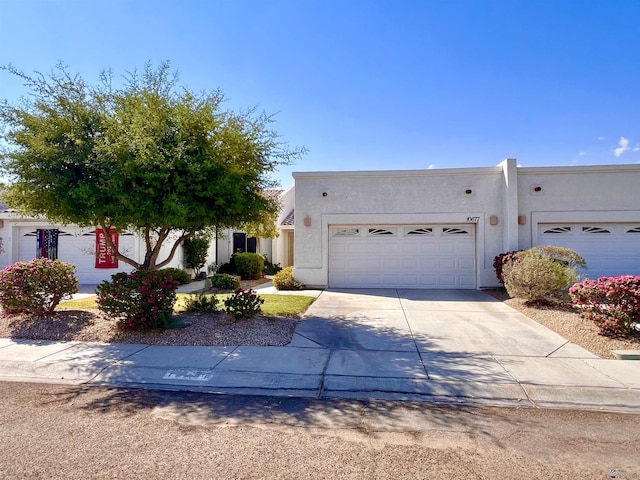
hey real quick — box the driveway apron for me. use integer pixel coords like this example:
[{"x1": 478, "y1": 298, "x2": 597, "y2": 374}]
[{"x1": 294, "y1": 288, "x2": 633, "y2": 404}]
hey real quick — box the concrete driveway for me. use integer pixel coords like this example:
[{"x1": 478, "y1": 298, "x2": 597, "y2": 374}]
[
  {"x1": 295, "y1": 289, "x2": 586, "y2": 356},
  {"x1": 292, "y1": 289, "x2": 639, "y2": 409}
]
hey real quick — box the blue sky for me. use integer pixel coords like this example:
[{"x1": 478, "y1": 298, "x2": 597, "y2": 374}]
[{"x1": 1, "y1": 0, "x2": 639, "y2": 187}]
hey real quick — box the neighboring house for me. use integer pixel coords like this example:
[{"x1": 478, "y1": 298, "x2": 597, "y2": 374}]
[
  {"x1": 292, "y1": 159, "x2": 640, "y2": 289},
  {"x1": 0, "y1": 206, "x2": 186, "y2": 284},
  {"x1": 214, "y1": 186, "x2": 295, "y2": 269}
]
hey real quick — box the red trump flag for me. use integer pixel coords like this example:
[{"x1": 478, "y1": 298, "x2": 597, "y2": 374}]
[{"x1": 95, "y1": 228, "x2": 118, "y2": 268}]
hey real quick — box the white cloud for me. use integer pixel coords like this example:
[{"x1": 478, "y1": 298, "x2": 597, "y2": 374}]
[
  {"x1": 597, "y1": 136, "x2": 606, "y2": 141},
  {"x1": 633, "y1": 144, "x2": 640, "y2": 152},
  {"x1": 578, "y1": 151, "x2": 587, "y2": 157},
  {"x1": 427, "y1": 164, "x2": 436, "y2": 169},
  {"x1": 614, "y1": 137, "x2": 630, "y2": 157}
]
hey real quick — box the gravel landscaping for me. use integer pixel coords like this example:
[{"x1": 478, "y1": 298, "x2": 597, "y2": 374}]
[
  {"x1": 0, "y1": 280, "x2": 303, "y2": 347},
  {"x1": 0, "y1": 309, "x2": 299, "y2": 346}
]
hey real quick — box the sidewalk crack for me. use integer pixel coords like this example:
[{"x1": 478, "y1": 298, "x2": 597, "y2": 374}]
[{"x1": 396, "y1": 289, "x2": 431, "y2": 380}]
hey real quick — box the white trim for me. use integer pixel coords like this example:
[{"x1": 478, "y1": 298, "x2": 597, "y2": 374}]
[{"x1": 293, "y1": 166, "x2": 502, "y2": 179}]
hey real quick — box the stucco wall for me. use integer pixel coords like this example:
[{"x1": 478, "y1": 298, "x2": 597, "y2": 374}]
[
  {"x1": 293, "y1": 166, "x2": 512, "y2": 288},
  {"x1": 516, "y1": 164, "x2": 640, "y2": 248}
]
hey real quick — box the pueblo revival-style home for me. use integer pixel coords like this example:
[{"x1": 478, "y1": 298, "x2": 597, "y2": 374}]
[{"x1": 292, "y1": 159, "x2": 640, "y2": 289}]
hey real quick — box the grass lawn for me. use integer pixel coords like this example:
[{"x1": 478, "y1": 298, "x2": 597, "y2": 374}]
[{"x1": 59, "y1": 293, "x2": 315, "y2": 317}]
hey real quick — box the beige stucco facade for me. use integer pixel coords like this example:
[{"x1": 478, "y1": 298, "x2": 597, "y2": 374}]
[{"x1": 293, "y1": 160, "x2": 640, "y2": 289}]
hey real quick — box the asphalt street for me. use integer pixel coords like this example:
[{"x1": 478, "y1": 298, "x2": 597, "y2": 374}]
[{"x1": 1, "y1": 382, "x2": 639, "y2": 479}]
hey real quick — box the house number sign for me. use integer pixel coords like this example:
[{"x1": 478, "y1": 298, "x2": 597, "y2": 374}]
[{"x1": 466, "y1": 216, "x2": 480, "y2": 223}]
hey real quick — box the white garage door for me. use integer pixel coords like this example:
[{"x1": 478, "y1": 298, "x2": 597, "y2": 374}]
[
  {"x1": 536, "y1": 223, "x2": 640, "y2": 280},
  {"x1": 329, "y1": 225, "x2": 476, "y2": 289},
  {"x1": 18, "y1": 227, "x2": 136, "y2": 284}
]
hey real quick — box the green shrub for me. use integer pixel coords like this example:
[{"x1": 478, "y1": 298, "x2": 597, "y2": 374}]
[
  {"x1": 224, "y1": 288, "x2": 264, "y2": 319},
  {"x1": 97, "y1": 271, "x2": 179, "y2": 330},
  {"x1": 503, "y1": 248, "x2": 581, "y2": 302},
  {"x1": 233, "y1": 252, "x2": 264, "y2": 280},
  {"x1": 0, "y1": 258, "x2": 79, "y2": 315},
  {"x1": 273, "y1": 266, "x2": 305, "y2": 290},
  {"x1": 158, "y1": 267, "x2": 190, "y2": 285},
  {"x1": 569, "y1": 276, "x2": 640, "y2": 337},
  {"x1": 209, "y1": 273, "x2": 240, "y2": 291},
  {"x1": 182, "y1": 293, "x2": 220, "y2": 313}
]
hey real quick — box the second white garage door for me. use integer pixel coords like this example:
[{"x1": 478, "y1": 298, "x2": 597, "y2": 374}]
[
  {"x1": 536, "y1": 223, "x2": 640, "y2": 280},
  {"x1": 329, "y1": 225, "x2": 476, "y2": 289}
]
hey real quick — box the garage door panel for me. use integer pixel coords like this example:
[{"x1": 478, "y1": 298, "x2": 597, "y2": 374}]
[
  {"x1": 420, "y1": 258, "x2": 438, "y2": 269},
  {"x1": 329, "y1": 225, "x2": 476, "y2": 289},
  {"x1": 459, "y1": 275, "x2": 477, "y2": 287},
  {"x1": 438, "y1": 243, "x2": 456, "y2": 255},
  {"x1": 419, "y1": 274, "x2": 438, "y2": 287},
  {"x1": 438, "y1": 258, "x2": 456, "y2": 269},
  {"x1": 458, "y1": 257, "x2": 475, "y2": 269},
  {"x1": 439, "y1": 275, "x2": 457, "y2": 287}
]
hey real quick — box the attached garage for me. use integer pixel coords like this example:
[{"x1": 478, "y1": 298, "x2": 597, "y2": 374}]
[
  {"x1": 535, "y1": 223, "x2": 640, "y2": 280},
  {"x1": 18, "y1": 227, "x2": 137, "y2": 284},
  {"x1": 328, "y1": 225, "x2": 476, "y2": 289}
]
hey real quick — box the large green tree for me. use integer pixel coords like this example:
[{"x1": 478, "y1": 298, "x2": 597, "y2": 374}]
[{"x1": 0, "y1": 62, "x2": 303, "y2": 270}]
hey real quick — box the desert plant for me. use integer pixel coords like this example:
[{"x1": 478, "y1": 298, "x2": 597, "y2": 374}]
[
  {"x1": 224, "y1": 288, "x2": 264, "y2": 319},
  {"x1": 209, "y1": 273, "x2": 241, "y2": 291},
  {"x1": 233, "y1": 252, "x2": 264, "y2": 280},
  {"x1": 158, "y1": 267, "x2": 190, "y2": 285},
  {"x1": 182, "y1": 293, "x2": 220, "y2": 313},
  {"x1": 0, "y1": 258, "x2": 79, "y2": 315},
  {"x1": 530, "y1": 245, "x2": 587, "y2": 268},
  {"x1": 97, "y1": 271, "x2": 180, "y2": 330},
  {"x1": 273, "y1": 266, "x2": 305, "y2": 290},
  {"x1": 569, "y1": 275, "x2": 640, "y2": 337},
  {"x1": 502, "y1": 248, "x2": 581, "y2": 302},
  {"x1": 493, "y1": 250, "x2": 525, "y2": 283}
]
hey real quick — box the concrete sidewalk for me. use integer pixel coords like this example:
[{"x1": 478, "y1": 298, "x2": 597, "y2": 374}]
[{"x1": 1, "y1": 288, "x2": 639, "y2": 413}]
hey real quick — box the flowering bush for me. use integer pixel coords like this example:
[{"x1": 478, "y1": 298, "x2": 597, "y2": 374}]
[
  {"x1": 0, "y1": 258, "x2": 79, "y2": 315},
  {"x1": 223, "y1": 288, "x2": 264, "y2": 320},
  {"x1": 97, "y1": 270, "x2": 179, "y2": 330},
  {"x1": 569, "y1": 276, "x2": 640, "y2": 337},
  {"x1": 493, "y1": 250, "x2": 524, "y2": 284}
]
